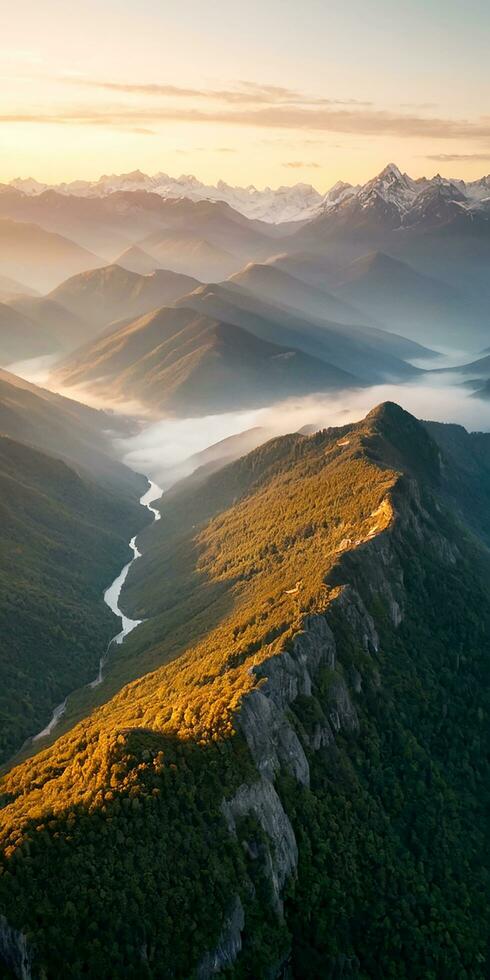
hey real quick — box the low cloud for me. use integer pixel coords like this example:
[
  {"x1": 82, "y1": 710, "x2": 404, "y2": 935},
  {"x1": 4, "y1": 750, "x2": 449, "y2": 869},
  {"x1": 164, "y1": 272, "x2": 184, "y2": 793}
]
[
  {"x1": 425, "y1": 152, "x2": 490, "y2": 162},
  {"x1": 58, "y1": 76, "x2": 372, "y2": 109},
  {"x1": 283, "y1": 161, "x2": 321, "y2": 169},
  {"x1": 114, "y1": 378, "x2": 490, "y2": 487},
  {"x1": 4, "y1": 104, "x2": 490, "y2": 144},
  {"x1": 400, "y1": 102, "x2": 438, "y2": 110}
]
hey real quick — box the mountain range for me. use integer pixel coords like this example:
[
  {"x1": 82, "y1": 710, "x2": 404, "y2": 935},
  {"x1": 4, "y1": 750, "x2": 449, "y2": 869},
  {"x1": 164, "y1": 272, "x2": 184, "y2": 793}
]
[
  {"x1": 0, "y1": 162, "x2": 489, "y2": 352},
  {"x1": 52, "y1": 259, "x2": 436, "y2": 413},
  {"x1": 53, "y1": 306, "x2": 360, "y2": 415},
  {"x1": 6, "y1": 163, "x2": 490, "y2": 225}
]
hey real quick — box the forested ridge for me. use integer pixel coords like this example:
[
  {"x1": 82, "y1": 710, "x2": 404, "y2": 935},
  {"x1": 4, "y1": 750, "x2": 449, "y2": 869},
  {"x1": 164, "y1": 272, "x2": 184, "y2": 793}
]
[{"x1": 0, "y1": 404, "x2": 488, "y2": 979}]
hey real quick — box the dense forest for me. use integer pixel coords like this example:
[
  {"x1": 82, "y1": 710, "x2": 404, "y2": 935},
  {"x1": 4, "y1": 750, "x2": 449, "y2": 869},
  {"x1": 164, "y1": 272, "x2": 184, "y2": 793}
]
[
  {"x1": 0, "y1": 404, "x2": 488, "y2": 978},
  {"x1": 0, "y1": 435, "x2": 147, "y2": 761}
]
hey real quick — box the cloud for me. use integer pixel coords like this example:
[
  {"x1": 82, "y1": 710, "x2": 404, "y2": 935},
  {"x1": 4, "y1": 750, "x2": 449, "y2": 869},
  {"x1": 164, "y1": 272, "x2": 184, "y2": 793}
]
[
  {"x1": 58, "y1": 76, "x2": 373, "y2": 108},
  {"x1": 114, "y1": 378, "x2": 490, "y2": 487},
  {"x1": 4, "y1": 103, "x2": 490, "y2": 144},
  {"x1": 425, "y1": 152, "x2": 490, "y2": 162},
  {"x1": 283, "y1": 161, "x2": 321, "y2": 168},
  {"x1": 400, "y1": 102, "x2": 438, "y2": 109},
  {"x1": 175, "y1": 146, "x2": 234, "y2": 155}
]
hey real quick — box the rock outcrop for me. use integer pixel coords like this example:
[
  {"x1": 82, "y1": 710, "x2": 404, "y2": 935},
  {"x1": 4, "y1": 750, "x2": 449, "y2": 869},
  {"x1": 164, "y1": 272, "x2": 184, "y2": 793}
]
[
  {"x1": 209, "y1": 476, "x2": 462, "y2": 976},
  {"x1": 197, "y1": 898, "x2": 245, "y2": 979},
  {"x1": 0, "y1": 916, "x2": 32, "y2": 980}
]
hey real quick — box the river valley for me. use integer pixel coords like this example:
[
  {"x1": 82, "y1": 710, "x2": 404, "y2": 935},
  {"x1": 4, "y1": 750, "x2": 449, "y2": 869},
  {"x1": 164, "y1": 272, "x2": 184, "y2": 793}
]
[{"x1": 32, "y1": 479, "x2": 163, "y2": 741}]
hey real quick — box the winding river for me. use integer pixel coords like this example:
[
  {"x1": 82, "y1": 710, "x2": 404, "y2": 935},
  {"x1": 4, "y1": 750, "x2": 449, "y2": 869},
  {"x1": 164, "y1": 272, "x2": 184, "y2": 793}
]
[{"x1": 33, "y1": 479, "x2": 162, "y2": 741}]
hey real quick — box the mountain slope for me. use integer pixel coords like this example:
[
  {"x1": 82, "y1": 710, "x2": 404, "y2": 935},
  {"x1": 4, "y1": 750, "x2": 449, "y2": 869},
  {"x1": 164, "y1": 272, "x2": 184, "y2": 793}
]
[
  {"x1": 0, "y1": 218, "x2": 102, "y2": 292},
  {"x1": 0, "y1": 367, "x2": 145, "y2": 497},
  {"x1": 139, "y1": 230, "x2": 242, "y2": 281},
  {"x1": 0, "y1": 273, "x2": 36, "y2": 302},
  {"x1": 48, "y1": 264, "x2": 200, "y2": 331},
  {"x1": 329, "y1": 250, "x2": 478, "y2": 347},
  {"x1": 7, "y1": 171, "x2": 326, "y2": 223},
  {"x1": 176, "y1": 280, "x2": 430, "y2": 382},
  {"x1": 0, "y1": 404, "x2": 488, "y2": 979},
  {"x1": 0, "y1": 189, "x2": 277, "y2": 261},
  {"x1": 0, "y1": 303, "x2": 56, "y2": 364},
  {"x1": 114, "y1": 244, "x2": 160, "y2": 274},
  {"x1": 227, "y1": 261, "x2": 369, "y2": 327},
  {"x1": 54, "y1": 307, "x2": 359, "y2": 414},
  {"x1": 0, "y1": 435, "x2": 147, "y2": 762},
  {"x1": 8, "y1": 265, "x2": 201, "y2": 354}
]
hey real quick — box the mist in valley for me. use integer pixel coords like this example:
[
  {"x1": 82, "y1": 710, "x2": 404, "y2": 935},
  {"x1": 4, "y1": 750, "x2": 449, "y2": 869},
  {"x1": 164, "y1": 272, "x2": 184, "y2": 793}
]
[{"x1": 112, "y1": 373, "x2": 490, "y2": 488}]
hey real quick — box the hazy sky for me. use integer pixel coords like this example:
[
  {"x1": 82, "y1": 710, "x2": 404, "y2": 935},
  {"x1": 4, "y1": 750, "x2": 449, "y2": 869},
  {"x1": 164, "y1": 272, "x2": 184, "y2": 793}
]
[{"x1": 3, "y1": 0, "x2": 490, "y2": 188}]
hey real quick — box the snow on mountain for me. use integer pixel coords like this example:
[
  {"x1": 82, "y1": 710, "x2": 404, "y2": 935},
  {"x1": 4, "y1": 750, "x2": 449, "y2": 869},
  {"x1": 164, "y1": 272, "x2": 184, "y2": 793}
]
[
  {"x1": 7, "y1": 170, "x2": 326, "y2": 223},
  {"x1": 315, "y1": 163, "x2": 490, "y2": 230},
  {"x1": 7, "y1": 165, "x2": 490, "y2": 225}
]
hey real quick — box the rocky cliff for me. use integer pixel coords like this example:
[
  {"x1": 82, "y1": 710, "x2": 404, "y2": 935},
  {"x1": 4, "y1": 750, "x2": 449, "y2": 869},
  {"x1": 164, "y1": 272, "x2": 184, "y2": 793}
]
[{"x1": 197, "y1": 466, "x2": 465, "y2": 976}]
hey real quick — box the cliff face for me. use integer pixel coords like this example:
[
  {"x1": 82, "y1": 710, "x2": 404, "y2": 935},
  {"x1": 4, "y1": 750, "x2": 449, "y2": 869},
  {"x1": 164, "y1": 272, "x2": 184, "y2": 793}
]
[
  {"x1": 196, "y1": 474, "x2": 429, "y2": 973},
  {"x1": 198, "y1": 463, "x2": 485, "y2": 977},
  {"x1": 0, "y1": 916, "x2": 31, "y2": 980}
]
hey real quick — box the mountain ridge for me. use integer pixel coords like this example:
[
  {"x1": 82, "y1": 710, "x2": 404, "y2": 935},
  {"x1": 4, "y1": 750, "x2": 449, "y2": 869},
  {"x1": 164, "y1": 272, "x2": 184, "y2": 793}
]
[{"x1": 0, "y1": 402, "x2": 488, "y2": 978}]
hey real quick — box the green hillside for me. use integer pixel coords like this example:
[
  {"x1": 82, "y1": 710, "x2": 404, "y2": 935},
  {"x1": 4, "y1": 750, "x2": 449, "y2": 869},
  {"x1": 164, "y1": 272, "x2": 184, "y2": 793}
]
[{"x1": 0, "y1": 436, "x2": 147, "y2": 761}]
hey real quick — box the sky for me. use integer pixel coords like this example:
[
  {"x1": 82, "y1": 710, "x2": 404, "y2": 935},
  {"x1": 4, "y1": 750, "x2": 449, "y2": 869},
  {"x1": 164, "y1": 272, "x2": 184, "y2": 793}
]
[{"x1": 2, "y1": 0, "x2": 490, "y2": 189}]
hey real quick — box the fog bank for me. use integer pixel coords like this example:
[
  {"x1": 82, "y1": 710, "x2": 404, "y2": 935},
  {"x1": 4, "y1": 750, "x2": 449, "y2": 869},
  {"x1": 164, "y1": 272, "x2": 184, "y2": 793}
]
[{"x1": 115, "y1": 378, "x2": 490, "y2": 488}]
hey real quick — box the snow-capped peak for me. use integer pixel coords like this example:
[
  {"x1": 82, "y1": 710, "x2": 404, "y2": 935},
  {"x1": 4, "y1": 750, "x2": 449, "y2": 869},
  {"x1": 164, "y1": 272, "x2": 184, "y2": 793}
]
[{"x1": 7, "y1": 164, "x2": 490, "y2": 225}]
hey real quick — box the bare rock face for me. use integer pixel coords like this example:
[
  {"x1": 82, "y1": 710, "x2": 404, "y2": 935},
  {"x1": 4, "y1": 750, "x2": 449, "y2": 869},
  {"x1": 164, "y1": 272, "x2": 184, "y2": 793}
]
[
  {"x1": 207, "y1": 476, "x2": 456, "y2": 977},
  {"x1": 237, "y1": 614, "x2": 338, "y2": 787},
  {"x1": 222, "y1": 779, "x2": 298, "y2": 913},
  {"x1": 196, "y1": 897, "x2": 245, "y2": 979},
  {"x1": 0, "y1": 916, "x2": 32, "y2": 980}
]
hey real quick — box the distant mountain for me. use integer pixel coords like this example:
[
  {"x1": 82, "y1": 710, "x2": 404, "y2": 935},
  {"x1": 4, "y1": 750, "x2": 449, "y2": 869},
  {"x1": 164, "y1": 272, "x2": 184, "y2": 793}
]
[
  {"x1": 305, "y1": 163, "x2": 490, "y2": 236},
  {"x1": 0, "y1": 188, "x2": 278, "y2": 261},
  {"x1": 9, "y1": 295, "x2": 87, "y2": 353},
  {"x1": 7, "y1": 163, "x2": 490, "y2": 237},
  {"x1": 0, "y1": 433, "x2": 146, "y2": 761},
  {"x1": 0, "y1": 272, "x2": 37, "y2": 302},
  {"x1": 469, "y1": 379, "x2": 490, "y2": 399},
  {"x1": 11, "y1": 165, "x2": 490, "y2": 229},
  {"x1": 0, "y1": 217, "x2": 102, "y2": 293},
  {"x1": 0, "y1": 303, "x2": 56, "y2": 364},
  {"x1": 114, "y1": 244, "x2": 160, "y2": 274},
  {"x1": 226, "y1": 261, "x2": 369, "y2": 326},
  {"x1": 328, "y1": 250, "x2": 482, "y2": 348},
  {"x1": 138, "y1": 230, "x2": 241, "y2": 281},
  {"x1": 175, "y1": 280, "x2": 430, "y2": 382},
  {"x1": 160, "y1": 426, "x2": 271, "y2": 491},
  {"x1": 284, "y1": 165, "x2": 490, "y2": 338},
  {"x1": 9, "y1": 265, "x2": 200, "y2": 354},
  {"x1": 264, "y1": 250, "x2": 344, "y2": 287},
  {"x1": 7, "y1": 170, "x2": 327, "y2": 223},
  {"x1": 436, "y1": 352, "x2": 490, "y2": 377},
  {"x1": 54, "y1": 306, "x2": 359, "y2": 414},
  {"x1": 48, "y1": 264, "x2": 200, "y2": 332}
]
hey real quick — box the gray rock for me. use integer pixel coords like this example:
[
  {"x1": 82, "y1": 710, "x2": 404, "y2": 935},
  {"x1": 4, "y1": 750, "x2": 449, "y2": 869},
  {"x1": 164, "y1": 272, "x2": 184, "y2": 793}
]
[
  {"x1": 196, "y1": 897, "x2": 245, "y2": 979},
  {"x1": 222, "y1": 778, "x2": 298, "y2": 912},
  {"x1": 0, "y1": 916, "x2": 32, "y2": 980}
]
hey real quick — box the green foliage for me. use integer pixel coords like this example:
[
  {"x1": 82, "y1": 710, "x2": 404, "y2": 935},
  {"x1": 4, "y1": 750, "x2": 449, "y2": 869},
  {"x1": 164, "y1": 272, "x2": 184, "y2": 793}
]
[
  {"x1": 282, "y1": 515, "x2": 490, "y2": 979},
  {"x1": 0, "y1": 405, "x2": 488, "y2": 978},
  {"x1": 0, "y1": 436, "x2": 146, "y2": 761}
]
